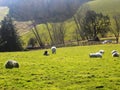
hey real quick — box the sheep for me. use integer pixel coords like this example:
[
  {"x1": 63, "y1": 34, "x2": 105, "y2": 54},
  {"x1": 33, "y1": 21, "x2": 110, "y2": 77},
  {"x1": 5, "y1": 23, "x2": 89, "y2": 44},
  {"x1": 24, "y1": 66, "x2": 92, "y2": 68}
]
[
  {"x1": 89, "y1": 52, "x2": 102, "y2": 58},
  {"x1": 5, "y1": 60, "x2": 19, "y2": 69},
  {"x1": 43, "y1": 50, "x2": 49, "y2": 56},
  {"x1": 112, "y1": 52, "x2": 119, "y2": 57},
  {"x1": 111, "y1": 50, "x2": 119, "y2": 57},
  {"x1": 89, "y1": 50, "x2": 104, "y2": 58},
  {"x1": 51, "y1": 46, "x2": 56, "y2": 54}
]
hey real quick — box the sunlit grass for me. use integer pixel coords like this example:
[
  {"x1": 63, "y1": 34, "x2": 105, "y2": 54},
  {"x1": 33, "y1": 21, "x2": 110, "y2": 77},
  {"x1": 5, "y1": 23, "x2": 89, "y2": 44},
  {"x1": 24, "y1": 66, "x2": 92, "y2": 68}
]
[{"x1": 0, "y1": 44, "x2": 120, "y2": 90}]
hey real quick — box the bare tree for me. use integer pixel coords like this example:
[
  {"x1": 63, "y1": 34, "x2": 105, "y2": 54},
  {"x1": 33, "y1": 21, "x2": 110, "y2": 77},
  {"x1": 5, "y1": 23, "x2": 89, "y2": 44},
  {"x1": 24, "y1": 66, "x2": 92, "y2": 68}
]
[
  {"x1": 65, "y1": 1, "x2": 89, "y2": 41},
  {"x1": 74, "y1": 28, "x2": 80, "y2": 45},
  {"x1": 111, "y1": 15, "x2": 120, "y2": 43},
  {"x1": 50, "y1": 22, "x2": 66, "y2": 46},
  {"x1": 51, "y1": 23, "x2": 58, "y2": 45},
  {"x1": 59, "y1": 22, "x2": 66, "y2": 45},
  {"x1": 31, "y1": 21, "x2": 44, "y2": 48},
  {"x1": 45, "y1": 23, "x2": 54, "y2": 45},
  {"x1": 74, "y1": 5, "x2": 90, "y2": 40}
]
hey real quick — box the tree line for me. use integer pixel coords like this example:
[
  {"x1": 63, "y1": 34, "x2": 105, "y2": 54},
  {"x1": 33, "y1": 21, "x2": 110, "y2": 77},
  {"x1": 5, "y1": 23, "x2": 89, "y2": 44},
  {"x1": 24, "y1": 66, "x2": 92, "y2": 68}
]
[
  {"x1": 0, "y1": 1, "x2": 120, "y2": 51},
  {"x1": 0, "y1": 9, "x2": 120, "y2": 51},
  {"x1": 28, "y1": 9, "x2": 120, "y2": 48}
]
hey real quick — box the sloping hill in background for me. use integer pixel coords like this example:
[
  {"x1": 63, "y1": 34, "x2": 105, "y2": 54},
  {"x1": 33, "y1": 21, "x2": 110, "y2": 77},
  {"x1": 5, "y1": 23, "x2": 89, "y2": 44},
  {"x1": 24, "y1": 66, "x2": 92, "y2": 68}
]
[
  {"x1": 87, "y1": 0, "x2": 120, "y2": 16},
  {"x1": 0, "y1": 0, "x2": 89, "y2": 23},
  {"x1": 0, "y1": 0, "x2": 89, "y2": 39},
  {"x1": 21, "y1": 0, "x2": 120, "y2": 46},
  {"x1": 0, "y1": 7, "x2": 30, "y2": 36},
  {"x1": 1, "y1": 0, "x2": 120, "y2": 46}
]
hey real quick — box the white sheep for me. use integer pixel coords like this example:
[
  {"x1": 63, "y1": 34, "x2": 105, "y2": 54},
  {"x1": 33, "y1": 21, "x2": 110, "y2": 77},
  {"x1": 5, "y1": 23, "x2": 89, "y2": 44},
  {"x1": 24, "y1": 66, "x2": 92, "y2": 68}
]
[
  {"x1": 89, "y1": 50, "x2": 104, "y2": 58},
  {"x1": 51, "y1": 46, "x2": 56, "y2": 54},
  {"x1": 89, "y1": 52, "x2": 102, "y2": 58}
]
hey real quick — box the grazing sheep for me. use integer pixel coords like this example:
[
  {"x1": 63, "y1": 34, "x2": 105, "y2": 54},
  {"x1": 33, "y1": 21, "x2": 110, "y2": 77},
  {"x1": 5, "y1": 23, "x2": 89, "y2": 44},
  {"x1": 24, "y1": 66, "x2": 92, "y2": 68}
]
[
  {"x1": 111, "y1": 50, "x2": 119, "y2": 57},
  {"x1": 51, "y1": 46, "x2": 56, "y2": 54},
  {"x1": 89, "y1": 52, "x2": 102, "y2": 58},
  {"x1": 5, "y1": 60, "x2": 19, "y2": 69},
  {"x1": 43, "y1": 50, "x2": 49, "y2": 56}
]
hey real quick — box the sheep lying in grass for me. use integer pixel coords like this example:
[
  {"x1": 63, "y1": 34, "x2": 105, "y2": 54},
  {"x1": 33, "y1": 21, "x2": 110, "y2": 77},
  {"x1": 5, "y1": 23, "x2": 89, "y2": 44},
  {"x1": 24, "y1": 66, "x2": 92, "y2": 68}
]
[
  {"x1": 51, "y1": 46, "x2": 56, "y2": 54},
  {"x1": 111, "y1": 50, "x2": 119, "y2": 57},
  {"x1": 89, "y1": 52, "x2": 102, "y2": 58},
  {"x1": 5, "y1": 60, "x2": 19, "y2": 69},
  {"x1": 89, "y1": 50, "x2": 104, "y2": 58}
]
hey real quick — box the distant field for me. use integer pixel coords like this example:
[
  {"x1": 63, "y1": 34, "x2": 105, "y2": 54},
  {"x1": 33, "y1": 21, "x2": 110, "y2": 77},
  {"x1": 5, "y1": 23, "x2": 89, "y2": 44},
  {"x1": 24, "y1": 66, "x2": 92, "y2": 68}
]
[{"x1": 0, "y1": 44, "x2": 120, "y2": 90}]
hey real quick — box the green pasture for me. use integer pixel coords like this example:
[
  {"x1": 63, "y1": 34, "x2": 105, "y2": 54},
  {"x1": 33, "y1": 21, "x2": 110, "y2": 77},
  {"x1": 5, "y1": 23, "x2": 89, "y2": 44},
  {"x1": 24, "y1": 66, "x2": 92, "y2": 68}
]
[{"x1": 0, "y1": 44, "x2": 120, "y2": 90}]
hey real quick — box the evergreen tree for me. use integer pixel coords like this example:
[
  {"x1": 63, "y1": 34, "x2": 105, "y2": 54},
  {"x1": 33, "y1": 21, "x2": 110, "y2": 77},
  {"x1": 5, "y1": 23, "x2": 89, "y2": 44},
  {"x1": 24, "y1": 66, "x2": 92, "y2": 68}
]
[{"x1": 0, "y1": 15, "x2": 23, "y2": 51}]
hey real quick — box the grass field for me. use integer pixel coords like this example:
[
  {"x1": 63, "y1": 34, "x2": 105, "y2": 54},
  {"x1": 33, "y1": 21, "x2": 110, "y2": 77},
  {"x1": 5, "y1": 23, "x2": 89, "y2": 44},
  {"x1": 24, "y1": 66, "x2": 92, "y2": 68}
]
[{"x1": 0, "y1": 44, "x2": 120, "y2": 90}]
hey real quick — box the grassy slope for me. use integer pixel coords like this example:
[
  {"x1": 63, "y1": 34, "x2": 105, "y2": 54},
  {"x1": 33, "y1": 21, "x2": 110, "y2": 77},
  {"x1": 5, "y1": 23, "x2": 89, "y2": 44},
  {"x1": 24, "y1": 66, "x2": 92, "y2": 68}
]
[
  {"x1": 0, "y1": 44, "x2": 120, "y2": 90},
  {"x1": 87, "y1": 0, "x2": 120, "y2": 16},
  {"x1": 0, "y1": 7, "x2": 9, "y2": 21},
  {"x1": 87, "y1": 0, "x2": 120, "y2": 38}
]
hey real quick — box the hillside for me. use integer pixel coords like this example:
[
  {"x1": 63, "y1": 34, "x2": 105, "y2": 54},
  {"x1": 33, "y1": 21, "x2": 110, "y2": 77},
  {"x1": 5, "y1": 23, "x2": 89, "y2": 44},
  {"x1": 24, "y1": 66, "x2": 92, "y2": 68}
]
[
  {"x1": 0, "y1": 0, "x2": 89, "y2": 23},
  {"x1": 87, "y1": 0, "x2": 120, "y2": 16},
  {"x1": 21, "y1": 0, "x2": 120, "y2": 46}
]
